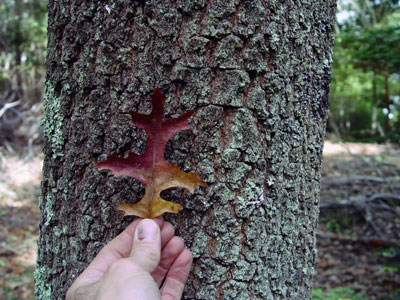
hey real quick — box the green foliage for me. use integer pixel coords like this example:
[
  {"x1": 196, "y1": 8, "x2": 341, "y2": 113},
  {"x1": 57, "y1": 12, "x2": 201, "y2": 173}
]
[
  {"x1": 322, "y1": 213, "x2": 352, "y2": 235},
  {"x1": 376, "y1": 291, "x2": 400, "y2": 300},
  {"x1": 389, "y1": 116, "x2": 400, "y2": 143},
  {"x1": 328, "y1": 1, "x2": 400, "y2": 141},
  {"x1": 378, "y1": 246, "x2": 400, "y2": 258},
  {"x1": 340, "y1": 26, "x2": 400, "y2": 73},
  {"x1": 312, "y1": 287, "x2": 368, "y2": 300},
  {"x1": 381, "y1": 265, "x2": 398, "y2": 273},
  {"x1": 0, "y1": 0, "x2": 47, "y2": 95},
  {"x1": 338, "y1": 0, "x2": 400, "y2": 29},
  {"x1": 377, "y1": 246, "x2": 400, "y2": 283}
]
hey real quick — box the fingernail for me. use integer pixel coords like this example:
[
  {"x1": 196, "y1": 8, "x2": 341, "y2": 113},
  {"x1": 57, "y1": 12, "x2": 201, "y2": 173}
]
[{"x1": 136, "y1": 219, "x2": 158, "y2": 242}]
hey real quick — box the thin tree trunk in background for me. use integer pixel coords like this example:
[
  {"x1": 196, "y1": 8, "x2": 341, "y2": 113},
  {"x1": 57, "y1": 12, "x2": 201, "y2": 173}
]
[
  {"x1": 328, "y1": 110, "x2": 342, "y2": 138},
  {"x1": 13, "y1": 0, "x2": 24, "y2": 99},
  {"x1": 371, "y1": 69, "x2": 377, "y2": 134},
  {"x1": 372, "y1": 70, "x2": 385, "y2": 137},
  {"x1": 35, "y1": 1, "x2": 336, "y2": 299},
  {"x1": 383, "y1": 65, "x2": 390, "y2": 134}
]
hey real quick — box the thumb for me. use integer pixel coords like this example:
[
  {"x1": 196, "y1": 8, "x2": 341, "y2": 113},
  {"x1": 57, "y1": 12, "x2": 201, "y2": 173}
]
[{"x1": 129, "y1": 219, "x2": 161, "y2": 273}]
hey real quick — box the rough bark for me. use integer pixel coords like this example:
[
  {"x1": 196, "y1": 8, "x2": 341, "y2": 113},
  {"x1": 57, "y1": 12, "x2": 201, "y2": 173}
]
[{"x1": 35, "y1": 1, "x2": 336, "y2": 299}]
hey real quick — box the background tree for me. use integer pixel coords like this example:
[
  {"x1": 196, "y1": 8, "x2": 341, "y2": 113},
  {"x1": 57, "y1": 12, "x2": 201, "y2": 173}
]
[
  {"x1": 35, "y1": 1, "x2": 336, "y2": 299},
  {"x1": 329, "y1": 0, "x2": 400, "y2": 139},
  {"x1": 0, "y1": 0, "x2": 47, "y2": 150},
  {"x1": 0, "y1": 0, "x2": 47, "y2": 96}
]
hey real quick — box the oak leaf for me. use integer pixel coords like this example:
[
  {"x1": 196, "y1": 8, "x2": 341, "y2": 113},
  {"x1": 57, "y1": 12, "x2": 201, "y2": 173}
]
[{"x1": 95, "y1": 89, "x2": 207, "y2": 218}]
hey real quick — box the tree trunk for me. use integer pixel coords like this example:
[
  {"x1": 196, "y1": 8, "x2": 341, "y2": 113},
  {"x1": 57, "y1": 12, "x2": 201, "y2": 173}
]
[
  {"x1": 383, "y1": 65, "x2": 391, "y2": 134},
  {"x1": 371, "y1": 69, "x2": 377, "y2": 134},
  {"x1": 35, "y1": 1, "x2": 336, "y2": 299},
  {"x1": 13, "y1": 0, "x2": 24, "y2": 99}
]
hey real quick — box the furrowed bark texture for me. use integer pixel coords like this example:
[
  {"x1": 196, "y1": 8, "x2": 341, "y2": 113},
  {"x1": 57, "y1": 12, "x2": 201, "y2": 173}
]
[{"x1": 36, "y1": 1, "x2": 336, "y2": 299}]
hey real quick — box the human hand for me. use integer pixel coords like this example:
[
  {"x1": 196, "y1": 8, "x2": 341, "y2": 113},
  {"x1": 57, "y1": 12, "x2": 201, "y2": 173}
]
[{"x1": 66, "y1": 217, "x2": 193, "y2": 300}]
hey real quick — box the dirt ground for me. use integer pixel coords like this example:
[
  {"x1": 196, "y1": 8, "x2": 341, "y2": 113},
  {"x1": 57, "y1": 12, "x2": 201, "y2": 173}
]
[
  {"x1": 315, "y1": 141, "x2": 400, "y2": 300},
  {"x1": 0, "y1": 141, "x2": 399, "y2": 299},
  {"x1": 0, "y1": 151, "x2": 41, "y2": 300}
]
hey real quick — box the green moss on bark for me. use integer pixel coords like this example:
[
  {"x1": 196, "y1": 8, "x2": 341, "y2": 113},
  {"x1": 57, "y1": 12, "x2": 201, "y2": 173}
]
[
  {"x1": 41, "y1": 81, "x2": 65, "y2": 159},
  {"x1": 34, "y1": 266, "x2": 52, "y2": 300}
]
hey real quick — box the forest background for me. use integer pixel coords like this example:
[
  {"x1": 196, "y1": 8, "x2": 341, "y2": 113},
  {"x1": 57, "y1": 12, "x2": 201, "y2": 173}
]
[{"x1": 0, "y1": 0, "x2": 399, "y2": 299}]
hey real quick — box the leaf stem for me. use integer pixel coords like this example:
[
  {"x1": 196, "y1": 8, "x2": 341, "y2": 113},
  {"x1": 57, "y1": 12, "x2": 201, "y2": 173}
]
[{"x1": 148, "y1": 144, "x2": 156, "y2": 217}]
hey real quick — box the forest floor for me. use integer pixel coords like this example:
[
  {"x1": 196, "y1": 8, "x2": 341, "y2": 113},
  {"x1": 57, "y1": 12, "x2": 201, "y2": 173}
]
[
  {"x1": 0, "y1": 141, "x2": 399, "y2": 300},
  {"x1": 315, "y1": 141, "x2": 400, "y2": 300}
]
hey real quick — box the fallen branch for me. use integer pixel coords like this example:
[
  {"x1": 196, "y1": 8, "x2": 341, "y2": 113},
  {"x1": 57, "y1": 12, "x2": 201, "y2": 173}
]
[
  {"x1": 0, "y1": 216, "x2": 38, "y2": 227},
  {"x1": 0, "y1": 101, "x2": 20, "y2": 119},
  {"x1": 320, "y1": 193, "x2": 400, "y2": 237},
  {"x1": 317, "y1": 231, "x2": 400, "y2": 247},
  {"x1": 320, "y1": 193, "x2": 400, "y2": 209},
  {"x1": 323, "y1": 176, "x2": 400, "y2": 187}
]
